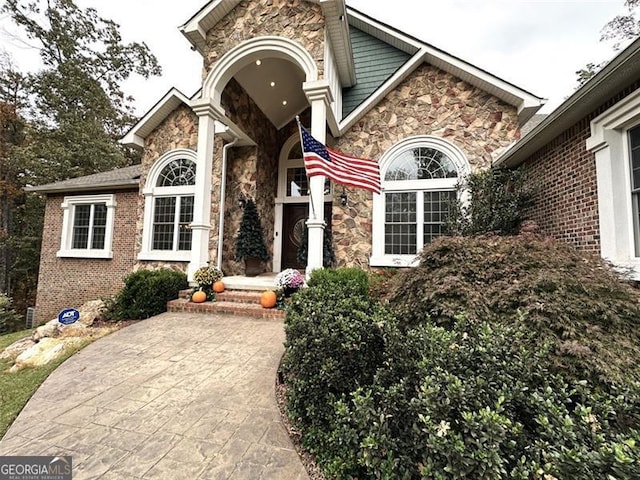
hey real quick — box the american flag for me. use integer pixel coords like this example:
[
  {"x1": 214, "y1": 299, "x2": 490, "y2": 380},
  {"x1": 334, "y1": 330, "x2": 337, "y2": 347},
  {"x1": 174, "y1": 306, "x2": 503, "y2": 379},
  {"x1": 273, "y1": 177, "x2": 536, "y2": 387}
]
[{"x1": 299, "y1": 125, "x2": 381, "y2": 194}]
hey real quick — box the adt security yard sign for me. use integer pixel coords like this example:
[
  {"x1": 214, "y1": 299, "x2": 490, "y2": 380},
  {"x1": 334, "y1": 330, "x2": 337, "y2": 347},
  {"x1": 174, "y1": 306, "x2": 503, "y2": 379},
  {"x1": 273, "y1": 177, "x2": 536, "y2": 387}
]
[{"x1": 58, "y1": 308, "x2": 80, "y2": 325}]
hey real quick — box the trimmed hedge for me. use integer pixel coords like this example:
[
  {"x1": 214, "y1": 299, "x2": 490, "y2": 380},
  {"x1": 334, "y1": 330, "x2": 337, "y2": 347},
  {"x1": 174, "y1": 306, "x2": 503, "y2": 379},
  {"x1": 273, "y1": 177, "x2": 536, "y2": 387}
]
[
  {"x1": 321, "y1": 318, "x2": 640, "y2": 479},
  {"x1": 283, "y1": 268, "x2": 383, "y2": 436},
  {"x1": 105, "y1": 269, "x2": 187, "y2": 320}
]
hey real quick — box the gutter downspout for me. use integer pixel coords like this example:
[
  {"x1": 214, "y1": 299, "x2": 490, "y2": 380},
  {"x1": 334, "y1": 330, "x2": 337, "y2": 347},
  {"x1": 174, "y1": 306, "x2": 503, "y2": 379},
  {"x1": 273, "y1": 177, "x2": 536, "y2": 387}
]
[{"x1": 217, "y1": 131, "x2": 239, "y2": 270}]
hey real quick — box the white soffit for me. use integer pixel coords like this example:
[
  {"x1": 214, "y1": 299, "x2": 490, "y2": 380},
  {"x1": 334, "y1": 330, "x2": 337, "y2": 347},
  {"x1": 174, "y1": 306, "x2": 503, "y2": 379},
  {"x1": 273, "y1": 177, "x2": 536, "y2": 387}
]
[
  {"x1": 320, "y1": 0, "x2": 356, "y2": 87},
  {"x1": 121, "y1": 88, "x2": 192, "y2": 147},
  {"x1": 180, "y1": 0, "x2": 242, "y2": 55},
  {"x1": 346, "y1": 8, "x2": 545, "y2": 126}
]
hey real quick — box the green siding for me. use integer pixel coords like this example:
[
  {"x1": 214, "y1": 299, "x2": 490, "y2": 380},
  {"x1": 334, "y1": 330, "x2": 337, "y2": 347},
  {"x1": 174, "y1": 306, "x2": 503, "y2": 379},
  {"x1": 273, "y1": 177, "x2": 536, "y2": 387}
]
[{"x1": 342, "y1": 26, "x2": 411, "y2": 118}]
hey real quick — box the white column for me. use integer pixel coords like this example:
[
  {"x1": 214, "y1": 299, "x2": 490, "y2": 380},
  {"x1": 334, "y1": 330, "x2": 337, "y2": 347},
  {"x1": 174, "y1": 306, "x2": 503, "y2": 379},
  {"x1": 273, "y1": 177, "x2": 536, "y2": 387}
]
[
  {"x1": 189, "y1": 98, "x2": 226, "y2": 281},
  {"x1": 303, "y1": 81, "x2": 334, "y2": 276}
]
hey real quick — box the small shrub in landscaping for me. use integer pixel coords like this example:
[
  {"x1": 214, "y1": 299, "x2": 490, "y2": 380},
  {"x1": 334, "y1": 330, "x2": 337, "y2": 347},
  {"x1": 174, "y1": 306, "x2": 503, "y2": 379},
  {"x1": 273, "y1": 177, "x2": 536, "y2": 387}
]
[
  {"x1": 105, "y1": 269, "x2": 187, "y2": 320},
  {"x1": 447, "y1": 168, "x2": 533, "y2": 236},
  {"x1": 385, "y1": 234, "x2": 640, "y2": 385},
  {"x1": 305, "y1": 267, "x2": 370, "y2": 299},
  {"x1": 283, "y1": 268, "x2": 383, "y2": 436}
]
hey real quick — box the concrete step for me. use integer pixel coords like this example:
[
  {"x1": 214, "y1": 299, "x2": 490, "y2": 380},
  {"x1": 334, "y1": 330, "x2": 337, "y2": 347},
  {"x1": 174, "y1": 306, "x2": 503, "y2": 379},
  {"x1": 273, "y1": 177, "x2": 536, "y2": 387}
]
[
  {"x1": 167, "y1": 298, "x2": 285, "y2": 321},
  {"x1": 222, "y1": 274, "x2": 278, "y2": 291}
]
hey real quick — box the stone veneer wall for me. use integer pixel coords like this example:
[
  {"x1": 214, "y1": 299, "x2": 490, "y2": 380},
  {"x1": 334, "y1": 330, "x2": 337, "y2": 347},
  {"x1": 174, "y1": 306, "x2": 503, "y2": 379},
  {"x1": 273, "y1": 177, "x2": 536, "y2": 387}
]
[
  {"x1": 220, "y1": 80, "x2": 279, "y2": 275},
  {"x1": 203, "y1": 0, "x2": 325, "y2": 80},
  {"x1": 34, "y1": 190, "x2": 138, "y2": 324},
  {"x1": 136, "y1": 84, "x2": 279, "y2": 277},
  {"x1": 136, "y1": 105, "x2": 198, "y2": 273},
  {"x1": 331, "y1": 63, "x2": 521, "y2": 268}
]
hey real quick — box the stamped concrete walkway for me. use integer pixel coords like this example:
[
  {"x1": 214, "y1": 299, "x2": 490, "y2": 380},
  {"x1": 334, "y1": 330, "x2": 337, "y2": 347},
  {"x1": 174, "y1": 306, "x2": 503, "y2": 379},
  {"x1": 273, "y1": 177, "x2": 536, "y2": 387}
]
[{"x1": 0, "y1": 313, "x2": 308, "y2": 479}]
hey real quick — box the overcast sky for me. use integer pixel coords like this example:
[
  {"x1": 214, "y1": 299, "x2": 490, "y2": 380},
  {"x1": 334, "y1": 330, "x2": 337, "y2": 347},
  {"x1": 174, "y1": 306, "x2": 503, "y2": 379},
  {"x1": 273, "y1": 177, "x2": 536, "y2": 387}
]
[{"x1": 0, "y1": 0, "x2": 629, "y2": 116}]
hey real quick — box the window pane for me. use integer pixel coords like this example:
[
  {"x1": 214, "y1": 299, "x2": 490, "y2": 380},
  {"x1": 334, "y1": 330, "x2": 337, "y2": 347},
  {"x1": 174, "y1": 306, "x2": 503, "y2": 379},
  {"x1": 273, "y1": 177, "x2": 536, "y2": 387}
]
[
  {"x1": 630, "y1": 126, "x2": 640, "y2": 191},
  {"x1": 287, "y1": 168, "x2": 309, "y2": 196},
  {"x1": 385, "y1": 147, "x2": 457, "y2": 181},
  {"x1": 157, "y1": 159, "x2": 196, "y2": 187},
  {"x1": 424, "y1": 191, "x2": 455, "y2": 245},
  {"x1": 153, "y1": 197, "x2": 176, "y2": 250},
  {"x1": 385, "y1": 224, "x2": 417, "y2": 254},
  {"x1": 91, "y1": 204, "x2": 107, "y2": 249},
  {"x1": 384, "y1": 192, "x2": 417, "y2": 254},
  {"x1": 72, "y1": 204, "x2": 91, "y2": 249},
  {"x1": 178, "y1": 196, "x2": 194, "y2": 251}
]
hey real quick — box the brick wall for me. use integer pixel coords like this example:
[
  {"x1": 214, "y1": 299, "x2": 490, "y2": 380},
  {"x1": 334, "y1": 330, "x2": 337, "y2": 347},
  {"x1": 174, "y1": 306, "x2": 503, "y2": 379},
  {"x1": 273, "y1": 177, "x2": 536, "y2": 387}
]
[
  {"x1": 522, "y1": 81, "x2": 640, "y2": 255},
  {"x1": 34, "y1": 189, "x2": 138, "y2": 324},
  {"x1": 522, "y1": 120, "x2": 600, "y2": 253}
]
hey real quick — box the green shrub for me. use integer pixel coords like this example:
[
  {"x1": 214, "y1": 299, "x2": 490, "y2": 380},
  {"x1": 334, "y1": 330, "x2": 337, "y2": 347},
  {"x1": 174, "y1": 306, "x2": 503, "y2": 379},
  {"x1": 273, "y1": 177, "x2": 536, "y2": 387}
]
[
  {"x1": 385, "y1": 235, "x2": 640, "y2": 385},
  {"x1": 447, "y1": 168, "x2": 533, "y2": 236},
  {"x1": 319, "y1": 318, "x2": 640, "y2": 479},
  {"x1": 305, "y1": 267, "x2": 370, "y2": 298},
  {"x1": 283, "y1": 268, "x2": 383, "y2": 437},
  {"x1": 284, "y1": 240, "x2": 640, "y2": 479},
  {"x1": 105, "y1": 269, "x2": 187, "y2": 320},
  {"x1": 0, "y1": 294, "x2": 22, "y2": 334}
]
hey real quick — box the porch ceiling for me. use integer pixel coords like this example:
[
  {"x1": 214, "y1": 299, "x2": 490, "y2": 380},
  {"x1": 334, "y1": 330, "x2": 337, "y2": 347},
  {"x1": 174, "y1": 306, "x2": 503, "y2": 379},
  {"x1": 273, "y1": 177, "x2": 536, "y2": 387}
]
[{"x1": 233, "y1": 57, "x2": 307, "y2": 129}]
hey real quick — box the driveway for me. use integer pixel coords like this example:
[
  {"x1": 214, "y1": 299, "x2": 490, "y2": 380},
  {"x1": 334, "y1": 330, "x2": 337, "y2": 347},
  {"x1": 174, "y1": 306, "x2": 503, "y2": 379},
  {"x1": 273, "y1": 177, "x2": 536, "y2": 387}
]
[{"x1": 0, "y1": 313, "x2": 308, "y2": 479}]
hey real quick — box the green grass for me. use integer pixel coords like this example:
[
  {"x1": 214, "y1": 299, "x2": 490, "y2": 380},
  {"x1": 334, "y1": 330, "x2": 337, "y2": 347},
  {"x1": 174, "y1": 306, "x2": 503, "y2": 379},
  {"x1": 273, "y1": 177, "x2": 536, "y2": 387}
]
[{"x1": 0, "y1": 329, "x2": 32, "y2": 351}]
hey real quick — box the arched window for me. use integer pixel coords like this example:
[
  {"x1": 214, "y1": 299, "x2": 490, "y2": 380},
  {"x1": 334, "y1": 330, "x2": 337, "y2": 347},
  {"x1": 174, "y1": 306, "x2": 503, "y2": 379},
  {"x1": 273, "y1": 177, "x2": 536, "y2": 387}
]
[
  {"x1": 138, "y1": 149, "x2": 197, "y2": 262},
  {"x1": 370, "y1": 136, "x2": 469, "y2": 267}
]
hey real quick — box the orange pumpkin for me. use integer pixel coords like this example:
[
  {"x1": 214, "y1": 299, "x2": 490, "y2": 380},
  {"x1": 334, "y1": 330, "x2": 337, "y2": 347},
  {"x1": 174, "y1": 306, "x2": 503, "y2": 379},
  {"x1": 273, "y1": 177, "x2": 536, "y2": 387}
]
[
  {"x1": 213, "y1": 281, "x2": 225, "y2": 293},
  {"x1": 191, "y1": 290, "x2": 207, "y2": 303},
  {"x1": 260, "y1": 290, "x2": 277, "y2": 308}
]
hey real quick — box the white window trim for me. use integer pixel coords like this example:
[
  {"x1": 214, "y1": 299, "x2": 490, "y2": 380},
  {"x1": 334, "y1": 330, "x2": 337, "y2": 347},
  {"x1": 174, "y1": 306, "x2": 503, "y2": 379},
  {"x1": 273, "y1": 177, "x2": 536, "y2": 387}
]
[
  {"x1": 139, "y1": 149, "x2": 197, "y2": 262},
  {"x1": 57, "y1": 194, "x2": 116, "y2": 259},
  {"x1": 370, "y1": 135, "x2": 470, "y2": 267},
  {"x1": 586, "y1": 88, "x2": 640, "y2": 280}
]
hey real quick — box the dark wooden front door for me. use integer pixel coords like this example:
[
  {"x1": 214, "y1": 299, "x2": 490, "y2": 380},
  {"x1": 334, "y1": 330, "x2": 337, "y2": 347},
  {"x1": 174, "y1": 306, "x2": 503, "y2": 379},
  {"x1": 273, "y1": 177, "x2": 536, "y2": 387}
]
[{"x1": 282, "y1": 203, "x2": 332, "y2": 270}]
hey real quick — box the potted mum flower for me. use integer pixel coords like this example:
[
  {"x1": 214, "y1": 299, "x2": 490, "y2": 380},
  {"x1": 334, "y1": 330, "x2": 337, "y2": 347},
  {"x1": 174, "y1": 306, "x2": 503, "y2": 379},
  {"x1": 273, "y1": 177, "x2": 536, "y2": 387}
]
[
  {"x1": 275, "y1": 268, "x2": 305, "y2": 297},
  {"x1": 193, "y1": 265, "x2": 223, "y2": 287},
  {"x1": 193, "y1": 264, "x2": 223, "y2": 300}
]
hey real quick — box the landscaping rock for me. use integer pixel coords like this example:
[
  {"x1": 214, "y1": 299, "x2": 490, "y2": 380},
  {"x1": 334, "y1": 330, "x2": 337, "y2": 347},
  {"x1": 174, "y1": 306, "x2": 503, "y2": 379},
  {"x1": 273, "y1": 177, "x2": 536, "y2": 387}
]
[
  {"x1": 32, "y1": 319, "x2": 61, "y2": 342},
  {"x1": 31, "y1": 299, "x2": 104, "y2": 342},
  {"x1": 4, "y1": 298, "x2": 116, "y2": 372},
  {"x1": 59, "y1": 322, "x2": 88, "y2": 337},
  {"x1": 9, "y1": 337, "x2": 76, "y2": 372},
  {"x1": 0, "y1": 337, "x2": 36, "y2": 360},
  {"x1": 78, "y1": 299, "x2": 105, "y2": 326}
]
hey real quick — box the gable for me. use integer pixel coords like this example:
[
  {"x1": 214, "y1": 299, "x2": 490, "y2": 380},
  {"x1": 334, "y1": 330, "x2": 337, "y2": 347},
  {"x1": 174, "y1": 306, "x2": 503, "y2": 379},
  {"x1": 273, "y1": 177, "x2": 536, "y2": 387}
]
[
  {"x1": 342, "y1": 26, "x2": 411, "y2": 118},
  {"x1": 340, "y1": 7, "x2": 544, "y2": 130}
]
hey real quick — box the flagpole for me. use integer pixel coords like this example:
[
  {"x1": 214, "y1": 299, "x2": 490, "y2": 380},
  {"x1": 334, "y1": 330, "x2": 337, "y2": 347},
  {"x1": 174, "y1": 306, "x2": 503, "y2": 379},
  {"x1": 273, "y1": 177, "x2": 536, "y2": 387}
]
[{"x1": 296, "y1": 116, "x2": 318, "y2": 220}]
